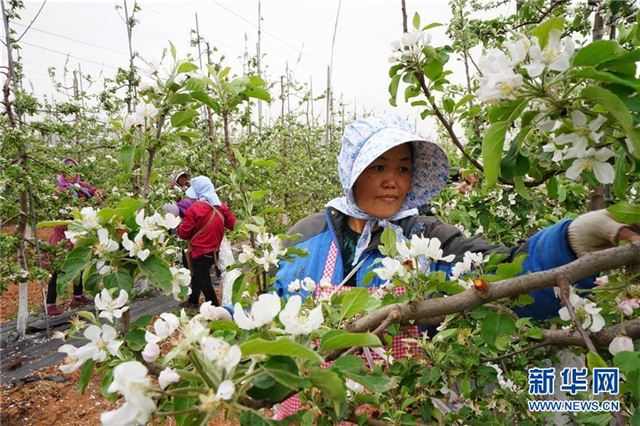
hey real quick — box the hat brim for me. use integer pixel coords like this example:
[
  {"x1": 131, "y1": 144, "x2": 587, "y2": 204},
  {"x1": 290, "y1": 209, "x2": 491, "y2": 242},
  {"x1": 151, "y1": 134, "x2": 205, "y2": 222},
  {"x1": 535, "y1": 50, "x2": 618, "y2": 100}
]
[{"x1": 349, "y1": 128, "x2": 449, "y2": 209}]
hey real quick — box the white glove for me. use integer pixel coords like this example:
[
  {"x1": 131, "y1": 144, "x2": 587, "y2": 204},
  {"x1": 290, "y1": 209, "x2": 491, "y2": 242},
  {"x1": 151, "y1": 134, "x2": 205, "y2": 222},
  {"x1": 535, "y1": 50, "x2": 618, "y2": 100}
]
[{"x1": 567, "y1": 209, "x2": 626, "y2": 257}]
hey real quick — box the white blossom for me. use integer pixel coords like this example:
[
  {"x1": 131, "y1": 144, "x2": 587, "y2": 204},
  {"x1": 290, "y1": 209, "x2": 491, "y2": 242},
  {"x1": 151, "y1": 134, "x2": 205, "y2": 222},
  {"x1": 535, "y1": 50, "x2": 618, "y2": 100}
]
[
  {"x1": 609, "y1": 336, "x2": 634, "y2": 356},
  {"x1": 200, "y1": 337, "x2": 242, "y2": 375},
  {"x1": 233, "y1": 293, "x2": 281, "y2": 330},
  {"x1": 373, "y1": 257, "x2": 407, "y2": 281},
  {"x1": 142, "y1": 342, "x2": 160, "y2": 362},
  {"x1": 159, "y1": 213, "x2": 181, "y2": 230},
  {"x1": 170, "y1": 266, "x2": 191, "y2": 300},
  {"x1": 145, "y1": 313, "x2": 180, "y2": 344},
  {"x1": 80, "y1": 207, "x2": 99, "y2": 230},
  {"x1": 83, "y1": 324, "x2": 123, "y2": 362},
  {"x1": 558, "y1": 291, "x2": 605, "y2": 332},
  {"x1": 95, "y1": 289, "x2": 129, "y2": 323},
  {"x1": 101, "y1": 361, "x2": 155, "y2": 426},
  {"x1": 238, "y1": 244, "x2": 255, "y2": 263},
  {"x1": 477, "y1": 49, "x2": 523, "y2": 102},
  {"x1": 566, "y1": 148, "x2": 615, "y2": 184},
  {"x1": 122, "y1": 232, "x2": 150, "y2": 261},
  {"x1": 524, "y1": 30, "x2": 575, "y2": 77},
  {"x1": 198, "y1": 301, "x2": 232, "y2": 321},
  {"x1": 279, "y1": 295, "x2": 324, "y2": 336},
  {"x1": 58, "y1": 344, "x2": 93, "y2": 374},
  {"x1": 158, "y1": 367, "x2": 181, "y2": 390}
]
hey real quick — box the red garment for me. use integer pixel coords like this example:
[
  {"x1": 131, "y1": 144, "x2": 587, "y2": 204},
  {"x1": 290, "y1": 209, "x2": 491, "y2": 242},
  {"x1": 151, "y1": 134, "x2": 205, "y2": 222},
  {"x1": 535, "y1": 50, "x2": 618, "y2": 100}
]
[{"x1": 177, "y1": 201, "x2": 236, "y2": 259}]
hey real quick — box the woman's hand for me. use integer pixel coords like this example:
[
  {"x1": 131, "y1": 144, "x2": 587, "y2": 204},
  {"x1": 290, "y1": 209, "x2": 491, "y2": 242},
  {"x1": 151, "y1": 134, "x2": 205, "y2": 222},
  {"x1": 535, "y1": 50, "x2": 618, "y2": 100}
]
[{"x1": 568, "y1": 209, "x2": 640, "y2": 257}]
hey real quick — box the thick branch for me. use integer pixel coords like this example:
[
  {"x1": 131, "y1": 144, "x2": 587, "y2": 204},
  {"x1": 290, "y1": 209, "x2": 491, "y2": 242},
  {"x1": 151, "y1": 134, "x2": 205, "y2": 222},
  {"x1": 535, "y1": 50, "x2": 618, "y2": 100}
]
[
  {"x1": 348, "y1": 242, "x2": 640, "y2": 333},
  {"x1": 542, "y1": 318, "x2": 640, "y2": 348}
]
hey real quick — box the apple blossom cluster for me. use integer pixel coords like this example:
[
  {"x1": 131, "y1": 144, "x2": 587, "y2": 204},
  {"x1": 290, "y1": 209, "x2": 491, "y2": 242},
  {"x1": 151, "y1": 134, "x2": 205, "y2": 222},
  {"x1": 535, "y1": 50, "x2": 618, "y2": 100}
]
[
  {"x1": 237, "y1": 232, "x2": 288, "y2": 273},
  {"x1": 389, "y1": 29, "x2": 432, "y2": 64},
  {"x1": 59, "y1": 304, "x2": 245, "y2": 425},
  {"x1": 476, "y1": 31, "x2": 623, "y2": 185},
  {"x1": 477, "y1": 30, "x2": 574, "y2": 103},
  {"x1": 373, "y1": 235, "x2": 455, "y2": 282},
  {"x1": 123, "y1": 102, "x2": 159, "y2": 130},
  {"x1": 233, "y1": 291, "x2": 324, "y2": 337}
]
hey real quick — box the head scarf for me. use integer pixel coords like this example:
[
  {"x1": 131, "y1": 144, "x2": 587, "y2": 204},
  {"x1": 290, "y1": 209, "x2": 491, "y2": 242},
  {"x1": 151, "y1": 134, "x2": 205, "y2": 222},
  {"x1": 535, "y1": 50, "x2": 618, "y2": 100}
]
[
  {"x1": 185, "y1": 176, "x2": 221, "y2": 206},
  {"x1": 326, "y1": 114, "x2": 449, "y2": 265},
  {"x1": 172, "y1": 169, "x2": 190, "y2": 189}
]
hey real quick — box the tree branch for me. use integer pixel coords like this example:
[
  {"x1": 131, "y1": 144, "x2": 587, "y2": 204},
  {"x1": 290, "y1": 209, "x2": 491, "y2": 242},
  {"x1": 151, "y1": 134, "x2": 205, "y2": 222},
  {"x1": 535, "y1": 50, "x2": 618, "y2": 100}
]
[
  {"x1": 414, "y1": 71, "x2": 485, "y2": 171},
  {"x1": 347, "y1": 242, "x2": 640, "y2": 333},
  {"x1": 15, "y1": 0, "x2": 47, "y2": 43}
]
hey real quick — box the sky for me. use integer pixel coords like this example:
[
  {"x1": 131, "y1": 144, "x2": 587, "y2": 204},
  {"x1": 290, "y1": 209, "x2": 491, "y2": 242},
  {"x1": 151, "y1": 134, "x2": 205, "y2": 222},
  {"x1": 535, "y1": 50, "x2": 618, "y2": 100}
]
[{"x1": 4, "y1": 0, "x2": 515, "y2": 139}]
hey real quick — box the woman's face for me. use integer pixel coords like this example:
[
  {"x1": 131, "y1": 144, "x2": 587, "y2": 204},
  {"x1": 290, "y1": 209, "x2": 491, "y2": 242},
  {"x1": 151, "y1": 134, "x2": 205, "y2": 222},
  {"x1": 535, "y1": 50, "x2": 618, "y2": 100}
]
[
  {"x1": 64, "y1": 173, "x2": 79, "y2": 183},
  {"x1": 352, "y1": 143, "x2": 413, "y2": 219}
]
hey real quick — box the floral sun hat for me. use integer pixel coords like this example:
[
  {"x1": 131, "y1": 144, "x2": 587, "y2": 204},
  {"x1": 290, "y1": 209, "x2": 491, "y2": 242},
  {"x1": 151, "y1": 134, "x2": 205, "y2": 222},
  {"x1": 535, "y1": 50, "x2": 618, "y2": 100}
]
[
  {"x1": 185, "y1": 176, "x2": 221, "y2": 206},
  {"x1": 326, "y1": 114, "x2": 449, "y2": 266},
  {"x1": 337, "y1": 114, "x2": 449, "y2": 211}
]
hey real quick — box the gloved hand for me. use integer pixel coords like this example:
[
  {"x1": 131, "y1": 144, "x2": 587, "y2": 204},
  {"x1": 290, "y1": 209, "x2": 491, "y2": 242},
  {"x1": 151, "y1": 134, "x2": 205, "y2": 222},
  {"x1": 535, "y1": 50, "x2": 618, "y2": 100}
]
[{"x1": 567, "y1": 209, "x2": 640, "y2": 257}]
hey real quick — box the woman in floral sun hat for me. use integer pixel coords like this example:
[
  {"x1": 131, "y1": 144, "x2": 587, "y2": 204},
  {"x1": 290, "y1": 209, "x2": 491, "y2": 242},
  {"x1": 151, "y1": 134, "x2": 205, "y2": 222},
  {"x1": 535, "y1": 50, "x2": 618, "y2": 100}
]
[
  {"x1": 275, "y1": 113, "x2": 639, "y2": 310},
  {"x1": 271, "y1": 113, "x2": 639, "y2": 418}
]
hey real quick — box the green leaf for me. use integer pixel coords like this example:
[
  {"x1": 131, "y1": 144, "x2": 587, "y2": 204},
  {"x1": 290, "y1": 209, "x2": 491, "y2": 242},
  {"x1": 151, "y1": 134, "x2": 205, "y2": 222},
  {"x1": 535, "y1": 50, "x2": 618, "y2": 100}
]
[
  {"x1": 379, "y1": 227, "x2": 398, "y2": 257},
  {"x1": 97, "y1": 198, "x2": 145, "y2": 225},
  {"x1": 177, "y1": 62, "x2": 199, "y2": 73},
  {"x1": 482, "y1": 121, "x2": 508, "y2": 187},
  {"x1": 103, "y1": 269, "x2": 133, "y2": 293},
  {"x1": 169, "y1": 41, "x2": 177, "y2": 60},
  {"x1": 423, "y1": 59, "x2": 443, "y2": 81},
  {"x1": 169, "y1": 93, "x2": 192, "y2": 104},
  {"x1": 613, "y1": 149, "x2": 629, "y2": 201},
  {"x1": 572, "y1": 68, "x2": 640, "y2": 92},
  {"x1": 586, "y1": 352, "x2": 608, "y2": 372},
  {"x1": 309, "y1": 367, "x2": 346, "y2": 403},
  {"x1": 191, "y1": 91, "x2": 220, "y2": 113},
  {"x1": 573, "y1": 40, "x2": 624, "y2": 67},
  {"x1": 480, "y1": 312, "x2": 516, "y2": 348},
  {"x1": 263, "y1": 356, "x2": 310, "y2": 389},
  {"x1": 130, "y1": 314, "x2": 153, "y2": 329},
  {"x1": 319, "y1": 330, "x2": 381, "y2": 351},
  {"x1": 171, "y1": 109, "x2": 198, "y2": 128},
  {"x1": 388, "y1": 74, "x2": 401, "y2": 107},
  {"x1": 531, "y1": 17, "x2": 564, "y2": 48},
  {"x1": 514, "y1": 177, "x2": 531, "y2": 200},
  {"x1": 337, "y1": 287, "x2": 370, "y2": 320},
  {"x1": 333, "y1": 355, "x2": 364, "y2": 374},
  {"x1": 582, "y1": 86, "x2": 640, "y2": 158},
  {"x1": 240, "y1": 338, "x2": 323, "y2": 363},
  {"x1": 137, "y1": 255, "x2": 173, "y2": 293},
  {"x1": 251, "y1": 190, "x2": 267, "y2": 202},
  {"x1": 231, "y1": 273, "x2": 246, "y2": 305},
  {"x1": 125, "y1": 328, "x2": 146, "y2": 351},
  {"x1": 607, "y1": 202, "x2": 640, "y2": 224},
  {"x1": 77, "y1": 359, "x2": 94, "y2": 394},
  {"x1": 245, "y1": 87, "x2": 272, "y2": 102},
  {"x1": 100, "y1": 370, "x2": 118, "y2": 402},
  {"x1": 345, "y1": 372, "x2": 396, "y2": 394},
  {"x1": 412, "y1": 12, "x2": 420, "y2": 29},
  {"x1": 59, "y1": 246, "x2": 92, "y2": 286}
]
